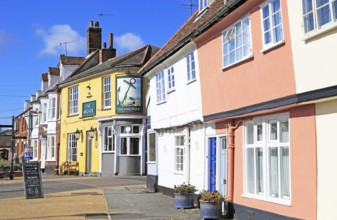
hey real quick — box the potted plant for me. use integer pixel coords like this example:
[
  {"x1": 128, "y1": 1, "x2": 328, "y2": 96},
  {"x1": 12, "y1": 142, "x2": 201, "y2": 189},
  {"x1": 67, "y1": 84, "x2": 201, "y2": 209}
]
[
  {"x1": 174, "y1": 183, "x2": 197, "y2": 209},
  {"x1": 199, "y1": 190, "x2": 225, "y2": 219}
]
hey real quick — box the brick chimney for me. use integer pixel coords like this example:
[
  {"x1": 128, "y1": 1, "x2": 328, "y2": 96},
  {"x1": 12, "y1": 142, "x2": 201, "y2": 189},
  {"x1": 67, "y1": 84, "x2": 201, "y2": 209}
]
[
  {"x1": 87, "y1": 20, "x2": 102, "y2": 55},
  {"x1": 99, "y1": 33, "x2": 116, "y2": 63}
]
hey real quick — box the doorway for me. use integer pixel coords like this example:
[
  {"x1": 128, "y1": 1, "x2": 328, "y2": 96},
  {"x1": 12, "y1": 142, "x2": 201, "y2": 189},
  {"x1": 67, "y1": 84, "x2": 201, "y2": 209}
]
[
  {"x1": 86, "y1": 131, "x2": 92, "y2": 174},
  {"x1": 208, "y1": 137, "x2": 217, "y2": 191}
]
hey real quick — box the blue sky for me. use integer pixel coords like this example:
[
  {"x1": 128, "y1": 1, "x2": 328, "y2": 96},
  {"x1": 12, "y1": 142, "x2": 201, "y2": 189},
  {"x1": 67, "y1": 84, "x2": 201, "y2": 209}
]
[{"x1": 0, "y1": 0, "x2": 197, "y2": 125}]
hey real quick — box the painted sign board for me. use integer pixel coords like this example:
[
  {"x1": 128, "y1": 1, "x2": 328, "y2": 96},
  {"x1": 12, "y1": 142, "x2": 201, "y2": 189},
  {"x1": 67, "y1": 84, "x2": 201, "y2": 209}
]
[
  {"x1": 82, "y1": 101, "x2": 96, "y2": 118},
  {"x1": 22, "y1": 161, "x2": 44, "y2": 199},
  {"x1": 24, "y1": 145, "x2": 33, "y2": 160},
  {"x1": 116, "y1": 76, "x2": 142, "y2": 113}
]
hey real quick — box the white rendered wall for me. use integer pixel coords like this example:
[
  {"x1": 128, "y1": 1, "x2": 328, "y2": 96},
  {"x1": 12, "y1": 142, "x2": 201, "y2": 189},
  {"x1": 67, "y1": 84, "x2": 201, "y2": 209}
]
[
  {"x1": 287, "y1": 1, "x2": 337, "y2": 93},
  {"x1": 157, "y1": 124, "x2": 206, "y2": 191},
  {"x1": 60, "y1": 65, "x2": 78, "y2": 81},
  {"x1": 148, "y1": 44, "x2": 203, "y2": 129},
  {"x1": 315, "y1": 99, "x2": 337, "y2": 220}
]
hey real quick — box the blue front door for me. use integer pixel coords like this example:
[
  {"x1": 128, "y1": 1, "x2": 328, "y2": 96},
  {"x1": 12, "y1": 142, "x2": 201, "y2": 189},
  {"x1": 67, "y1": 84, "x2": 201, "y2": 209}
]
[{"x1": 209, "y1": 137, "x2": 217, "y2": 191}]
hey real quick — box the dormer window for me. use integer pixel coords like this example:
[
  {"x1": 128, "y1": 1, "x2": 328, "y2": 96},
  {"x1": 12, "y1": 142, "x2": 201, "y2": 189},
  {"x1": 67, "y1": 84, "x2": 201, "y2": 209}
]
[{"x1": 199, "y1": 0, "x2": 208, "y2": 12}]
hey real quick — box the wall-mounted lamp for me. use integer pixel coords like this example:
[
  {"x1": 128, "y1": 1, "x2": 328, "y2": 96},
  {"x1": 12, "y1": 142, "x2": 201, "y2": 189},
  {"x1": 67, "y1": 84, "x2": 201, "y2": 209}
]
[
  {"x1": 74, "y1": 129, "x2": 82, "y2": 141},
  {"x1": 88, "y1": 127, "x2": 97, "y2": 139}
]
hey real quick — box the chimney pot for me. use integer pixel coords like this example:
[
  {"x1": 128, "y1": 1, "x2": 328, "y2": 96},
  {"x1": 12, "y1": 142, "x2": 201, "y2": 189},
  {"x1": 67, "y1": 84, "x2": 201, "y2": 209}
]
[
  {"x1": 95, "y1": 21, "x2": 100, "y2": 27},
  {"x1": 89, "y1": 20, "x2": 93, "y2": 27},
  {"x1": 103, "y1": 42, "x2": 107, "y2": 49},
  {"x1": 109, "y1": 33, "x2": 113, "y2": 48}
]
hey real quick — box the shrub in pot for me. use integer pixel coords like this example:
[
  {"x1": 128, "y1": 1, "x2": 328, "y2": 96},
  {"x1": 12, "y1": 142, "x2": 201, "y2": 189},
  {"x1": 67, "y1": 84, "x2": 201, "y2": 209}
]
[
  {"x1": 199, "y1": 190, "x2": 225, "y2": 219},
  {"x1": 174, "y1": 183, "x2": 197, "y2": 209}
]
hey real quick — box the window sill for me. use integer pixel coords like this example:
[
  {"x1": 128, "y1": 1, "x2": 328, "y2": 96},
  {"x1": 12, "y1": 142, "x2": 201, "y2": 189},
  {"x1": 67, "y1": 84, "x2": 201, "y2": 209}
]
[
  {"x1": 156, "y1": 100, "x2": 167, "y2": 106},
  {"x1": 241, "y1": 194, "x2": 291, "y2": 206},
  {"x1": 221, "y1": 54, "x2": 253, "y2": 71},
  {"x1": 303, "y1": 23, "x2": 337, "y2": 42},
  {"x1": 102, "y1": 151, "x2": 115, "y2": 153},
  {"x1": 68, "y1": 113, "x2": 79, "y2": 118},
  {"x1": 187, "y1": 78, "x2": 197, "y2": 85},
  {"x1": 260, "y1": 40, "x2": 285, "y2": 54},
  {"x1": 102, "y1": 107, "x2": 111, "y2": 111},
  {"x1": 167, "y1": 88, "x2": 176, "y2": 94},
  {"x1": 146, "y1": 161, "x2": 156, "y2": 164},
  {"x1": 119, "y1": 155, "x2": 141, "y2": 157}
]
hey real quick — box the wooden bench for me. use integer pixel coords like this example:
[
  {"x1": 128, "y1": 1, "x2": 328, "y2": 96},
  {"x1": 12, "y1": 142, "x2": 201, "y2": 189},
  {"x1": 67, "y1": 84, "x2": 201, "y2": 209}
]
[{"x1": 59, "y1": 161, "x2": 79, "y2": 175}]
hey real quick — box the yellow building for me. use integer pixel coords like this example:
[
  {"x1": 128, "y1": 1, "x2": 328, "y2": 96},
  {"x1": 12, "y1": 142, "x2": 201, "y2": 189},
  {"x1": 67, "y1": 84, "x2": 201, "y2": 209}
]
[{"x1": 58, "y1": 33, "x2": 159, "y2": 175}]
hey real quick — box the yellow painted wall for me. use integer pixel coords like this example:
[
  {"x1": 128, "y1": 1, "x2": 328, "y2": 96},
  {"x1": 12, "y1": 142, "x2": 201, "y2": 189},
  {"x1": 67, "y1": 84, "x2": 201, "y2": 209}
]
[{"x1": 59, "y1": 71, "x2": 147, "y2": 173}]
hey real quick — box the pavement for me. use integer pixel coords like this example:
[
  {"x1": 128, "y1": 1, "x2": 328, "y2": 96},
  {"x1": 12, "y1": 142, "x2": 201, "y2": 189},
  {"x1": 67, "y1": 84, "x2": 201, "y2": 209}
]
[{"x1": 0, "y1": 174, "x2": 205, "y2": 220}]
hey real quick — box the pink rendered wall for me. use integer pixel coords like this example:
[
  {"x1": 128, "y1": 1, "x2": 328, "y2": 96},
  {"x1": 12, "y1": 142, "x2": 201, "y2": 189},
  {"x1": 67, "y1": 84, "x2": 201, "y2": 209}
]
[
  {"x1": 232, "y1": 105, "x2": 317, "y2": 219},
  {"x1": 196, "y1": 0, "x2": 296, "y2": 116}
]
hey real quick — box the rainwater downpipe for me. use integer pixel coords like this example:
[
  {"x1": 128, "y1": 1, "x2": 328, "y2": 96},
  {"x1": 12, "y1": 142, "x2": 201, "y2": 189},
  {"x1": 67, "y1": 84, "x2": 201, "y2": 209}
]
[{"x1": 226, "y1": 120, "x2": 242, "y2": 219}]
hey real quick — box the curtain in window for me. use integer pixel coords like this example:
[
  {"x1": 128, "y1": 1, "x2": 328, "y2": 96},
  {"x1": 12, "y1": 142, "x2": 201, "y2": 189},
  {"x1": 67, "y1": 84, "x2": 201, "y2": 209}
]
[
  {"x1": 256, "y1": 148, "x2": 264, "y2": 193},
  {"x1": 281, "y1": 147, "x2": 290, "y2": 198},
  {"x1": 247, "y1": 148, "x2": 255, "y2": 194},
  {"x1": 269, "y1": 147, "x2": 279, "y2": 197}
]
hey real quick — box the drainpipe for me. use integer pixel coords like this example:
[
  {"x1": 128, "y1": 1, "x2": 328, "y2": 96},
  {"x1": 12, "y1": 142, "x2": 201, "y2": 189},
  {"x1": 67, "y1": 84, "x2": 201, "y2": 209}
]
[
  {"x1": 186, "y1": 126, "x2": 191, "y2": 184},
  {"x1": 226, "y1": 120, "x2": 235, "y2": 219}
]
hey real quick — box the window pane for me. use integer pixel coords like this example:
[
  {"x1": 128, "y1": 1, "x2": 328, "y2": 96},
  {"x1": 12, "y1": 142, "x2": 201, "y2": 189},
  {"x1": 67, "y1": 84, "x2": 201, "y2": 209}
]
[
  {"x1": 121, "y1": 138, "x2": 127, "y2": 155},
  {"x1": 130, "y1": 138, "x2": 139, "y2": 155},
  {"x1": 247, "y1": 148, "x2": 255, "y2": 194},
  {"x1": 302, "y1": 0, "x2": 313, "y2": 14},
  {"x1": 272, "y1": 0, "x2": 280, "y2": 12},
  {"x1": 149, "y1": 133, "x2": 156, "y2": 162},
  {"x1": 256, "y1": 148, "x2": 264, "y2": 194},
  {"x1": 133, "y1": 126, "x2": 139, "y2": 134},
  {"x1": 304, "y1": 13, "x2": 315, "y2": 32},
  {"x1": 246, "y1": 123, "x2": 254, "y2": 144},
  {"x1": 269, "y1": 147, "x2": 279, "y2": 198},
  {"x1": 334, "y1": 0, "x2": 337, "y2": 19},
  {"x1": 280, "y1": 120, "x2": 289, "y2": 143},
  {"x1": 257, "y1": 124, "x2": 263, "y2": 141},
  {"x1": 270, "y1": 122, "x2": 278, "y2": 141},
  {"x1": 280, "y1": 147, "x2": 290, "y2": 199},
  {"x1": 317, "y1": 4, "x2": 331, "y2": 26}
]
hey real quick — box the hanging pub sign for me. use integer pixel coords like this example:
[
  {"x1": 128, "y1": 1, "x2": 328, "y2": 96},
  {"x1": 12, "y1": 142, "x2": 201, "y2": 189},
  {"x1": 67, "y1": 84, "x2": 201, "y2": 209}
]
[
  {"x1": 82, "y1": 101, "x2": 96, "y2": 118},
  {"x1": 24, "y1": 145, "x2": 33, "y2": 160},
  {"x1": 116, "y1": 76, "x2": 142, "y2": 113}
]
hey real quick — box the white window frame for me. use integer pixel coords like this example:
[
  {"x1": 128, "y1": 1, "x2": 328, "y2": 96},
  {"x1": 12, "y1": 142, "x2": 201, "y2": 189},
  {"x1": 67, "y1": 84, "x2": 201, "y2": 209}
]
[
  {"x1": 222, "y1": 16, "x2": 252, "y2": 68},
  {"x1": 103, "y1": 126, "x2": 114, "y2": 152},
  {"x1": 167, "y1": 66, "x2": 175, "y2": 92},
  {"x1": 69, "y1": 86, "x2": 79, "y2": 115},
  {"x1": 186, "y1": 52, "x2": 196, "y2": 83},
  {"x1": 103, "y1": 76, "x2": 111, "y2": 109},
  {"x1": 120, "y1": 125, "x2": 141, "y2": 156},
  {"x1": 156, "y1": 71, "x2": 166, "y2": 104},
  {"x1": 260, "y1": 0, "x2": 284, "y2": 49},
  {"x1": 174, "y1": 135, "x2": 185, "y2": 174},
  {"x1": 243, "y1": 113, "x2": 291, "y2": 206},
  {"x1": 47, "y1": 135, "x2": 56, "y2": 161},
  {"x1": 68, "y1": 133, "x2": 77, "y2": 161},
  {"x1": 32, "y1": 139, "x2": 38, "y2": 160},
  {"x1": 42, "y1": 102, "x2": 47, "y2": 123},
  {"x1": 49, "y1": 97, "x2": 56, "y2": 120},
  {"x1": 199, "y1": 0, "x2": 208, "y2": 12},
  {"x1": 302, "y1": 0, "x2": 337, "y2": 36}
]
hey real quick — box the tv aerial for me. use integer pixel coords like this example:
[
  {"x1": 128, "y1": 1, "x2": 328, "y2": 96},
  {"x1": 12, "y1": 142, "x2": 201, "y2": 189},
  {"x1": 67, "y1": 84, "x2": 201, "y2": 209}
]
[
  {"x1": 59, "y1": 41, "x2": 73, "y2": 56},
  {"x1": 181, "y1": 0, "x2": 197, "y2": 16}
]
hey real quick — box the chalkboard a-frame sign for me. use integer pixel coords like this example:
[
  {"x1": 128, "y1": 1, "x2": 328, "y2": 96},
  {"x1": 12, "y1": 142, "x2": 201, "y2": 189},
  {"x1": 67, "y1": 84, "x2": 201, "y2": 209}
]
[{"x1": 22, "y1": 160, "x2": 44, "y2": 199}]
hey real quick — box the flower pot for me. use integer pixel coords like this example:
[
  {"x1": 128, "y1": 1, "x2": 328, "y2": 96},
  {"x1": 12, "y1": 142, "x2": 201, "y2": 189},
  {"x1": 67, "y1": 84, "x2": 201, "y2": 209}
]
[
  {"x1": 175, "y1": 193, "x2": 194, "y2": 209},
  {"x1": 199, "y1": 200, "x2": 222, "y2": 219}
]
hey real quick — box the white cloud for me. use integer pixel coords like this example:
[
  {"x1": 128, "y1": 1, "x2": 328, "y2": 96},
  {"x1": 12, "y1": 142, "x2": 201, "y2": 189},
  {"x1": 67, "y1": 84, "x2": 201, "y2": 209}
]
[
  {"x1": 36, "y1": 24, "x2": 86, "y2": 56},
  {"x1": 0, "y1": 31, "x2": 19, "y2": 55},
  {"x1": 115, "y1": 33, "x2": 145, "y2": 52}
]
